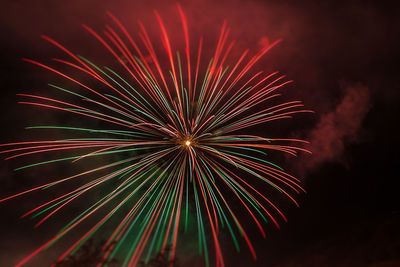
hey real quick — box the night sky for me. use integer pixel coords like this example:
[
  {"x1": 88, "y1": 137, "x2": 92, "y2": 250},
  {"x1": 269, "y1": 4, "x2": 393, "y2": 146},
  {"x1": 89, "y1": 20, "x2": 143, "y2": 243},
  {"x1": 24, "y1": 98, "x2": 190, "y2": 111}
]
[{"x1": 0, "y1": 0, "x2": 399, "y2": 266}]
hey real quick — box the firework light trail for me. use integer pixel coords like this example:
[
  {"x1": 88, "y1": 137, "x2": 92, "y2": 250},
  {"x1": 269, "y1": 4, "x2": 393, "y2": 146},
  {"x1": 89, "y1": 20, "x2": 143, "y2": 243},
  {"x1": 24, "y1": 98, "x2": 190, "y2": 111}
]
[{"x1": 1, "y1": 4, "x2": 312, "y2": 267}]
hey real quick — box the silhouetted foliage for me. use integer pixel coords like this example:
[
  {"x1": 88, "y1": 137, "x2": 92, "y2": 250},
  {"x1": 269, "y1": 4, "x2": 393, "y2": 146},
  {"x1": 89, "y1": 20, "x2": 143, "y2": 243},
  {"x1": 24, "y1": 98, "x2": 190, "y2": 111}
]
[
  {"x1": 54, "y1": 239, "x2": 118, "y2": 267},
  {"x1": 139, "y1": 246, "x2": 179, "y2": 267}
]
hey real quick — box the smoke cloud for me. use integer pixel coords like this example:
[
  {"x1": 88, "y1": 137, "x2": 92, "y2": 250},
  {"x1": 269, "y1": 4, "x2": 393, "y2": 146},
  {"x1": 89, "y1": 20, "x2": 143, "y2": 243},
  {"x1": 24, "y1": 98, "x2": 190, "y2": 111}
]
[{"x1": 298, "y1": 84, "x2": 371, "y2": 175}]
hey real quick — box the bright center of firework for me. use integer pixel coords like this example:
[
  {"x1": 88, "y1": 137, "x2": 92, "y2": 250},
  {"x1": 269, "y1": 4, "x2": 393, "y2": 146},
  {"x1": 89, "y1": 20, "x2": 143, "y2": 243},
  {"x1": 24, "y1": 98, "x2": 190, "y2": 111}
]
[{"x1": 185, "y1": 140, "x2": 191, "y2": 147}]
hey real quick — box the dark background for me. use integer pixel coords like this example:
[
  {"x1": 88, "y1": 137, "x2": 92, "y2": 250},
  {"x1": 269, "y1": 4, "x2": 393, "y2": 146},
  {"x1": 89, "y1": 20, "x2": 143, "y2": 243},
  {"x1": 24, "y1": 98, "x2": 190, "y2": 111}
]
[{"x1": 0, "y1": 0, "x2": 399, "y2": 266}]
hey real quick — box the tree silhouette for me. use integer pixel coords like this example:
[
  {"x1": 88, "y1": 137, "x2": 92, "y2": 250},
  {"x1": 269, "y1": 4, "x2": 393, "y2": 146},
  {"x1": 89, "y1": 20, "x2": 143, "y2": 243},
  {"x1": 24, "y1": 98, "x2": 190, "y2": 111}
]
[
  {"x1": 139, "y1": 246, "x2": 179, "y2": 267},
  {"x1": 53, "y1": 239, "x2": 180, "y2": 267},
  {"x1": 53, "y1": 239, "x2": 118, "y2": 267}
]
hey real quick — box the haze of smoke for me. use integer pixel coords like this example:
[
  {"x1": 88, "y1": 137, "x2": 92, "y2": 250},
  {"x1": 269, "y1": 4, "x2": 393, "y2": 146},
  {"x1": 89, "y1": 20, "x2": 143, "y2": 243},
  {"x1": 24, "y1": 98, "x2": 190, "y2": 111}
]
[{"x1": 300, "y1": 84, "x2": 371, "y2": 175}]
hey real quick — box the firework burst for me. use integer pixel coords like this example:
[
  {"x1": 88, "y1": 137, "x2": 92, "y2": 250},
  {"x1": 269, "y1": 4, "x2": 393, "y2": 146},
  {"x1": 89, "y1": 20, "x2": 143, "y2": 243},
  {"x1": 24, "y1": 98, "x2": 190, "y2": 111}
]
[{"x1": 1, "y1": 5, "x2": 312, "y2": 267}]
